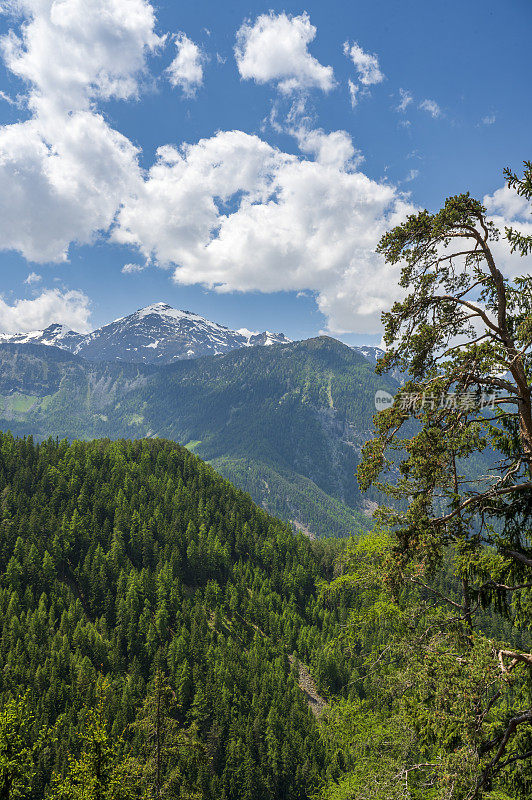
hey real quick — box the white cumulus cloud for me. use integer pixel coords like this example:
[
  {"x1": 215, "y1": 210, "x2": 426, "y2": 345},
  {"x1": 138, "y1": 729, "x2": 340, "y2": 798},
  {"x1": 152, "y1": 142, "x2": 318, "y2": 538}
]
[
  {"x1": 347, "y1": 78, "x2": 360, "y2": 108},
  {"x1": 1, "y1": 0, "x2": 163, "y2": 117},
  {"x1": 482, "y1": 185, "x2": 532, "y2": 279},
  {"x1": 234, "y1": 12, "x2": 334, "y2": 94},
  {"x1": 485, "y1": 185, "x2": 531, "y2": 220},
  {"x1": 293, "y1": 127, "x2": 363, "y2": 170},
  {"x1": 24, "y1": 271, "x2": 41, "y2": 284},
  {"x1": 0, "y1": 0, "x2": 158, "y2": 262},
  {"x1": 167, "y1": 32, "x2": 205, "y2": 97},
  {"x1": 343, "y1": 40, "x2": 383, "y2": 110},
  {"x1": 0, "y1": 112, "x2": 141, "y2": 262},
  {"x1": 114, "y1": 129, "x2": 415, "y2": 333},
  {"x1": 0, "y1": 288, "x2": 91, "y2": 333}
]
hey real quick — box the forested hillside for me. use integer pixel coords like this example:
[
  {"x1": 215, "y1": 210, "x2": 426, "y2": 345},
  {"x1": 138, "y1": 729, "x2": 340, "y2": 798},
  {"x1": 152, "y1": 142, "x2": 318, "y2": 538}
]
[
  {"x1": 0, "y1": 337, "x2": 396, "y2": 537},
  {"x1": 0, "y1": 433, "x2": 351, "y2": 799},
  {"x1": 1, "y1": 433, "x2": 528, "y2": 800}
]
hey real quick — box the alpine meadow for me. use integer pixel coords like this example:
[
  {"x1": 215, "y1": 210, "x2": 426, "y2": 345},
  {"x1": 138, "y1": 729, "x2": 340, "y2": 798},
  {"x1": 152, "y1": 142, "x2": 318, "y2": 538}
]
[{"x1": 0, "y1": 2, "x2": 530, "y2": 799}]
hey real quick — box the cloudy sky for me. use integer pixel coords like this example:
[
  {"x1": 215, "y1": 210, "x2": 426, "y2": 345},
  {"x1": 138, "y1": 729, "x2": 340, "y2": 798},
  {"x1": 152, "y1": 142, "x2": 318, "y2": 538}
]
[{"x1": 0, "y1": 0, "x2": 530, "y2": 345}]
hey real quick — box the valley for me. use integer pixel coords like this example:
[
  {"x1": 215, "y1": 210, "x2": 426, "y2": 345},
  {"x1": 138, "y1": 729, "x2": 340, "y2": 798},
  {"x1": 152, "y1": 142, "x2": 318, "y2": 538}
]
[{"x1": 0, "y1": 315, "x2": 399, "y2": 537}]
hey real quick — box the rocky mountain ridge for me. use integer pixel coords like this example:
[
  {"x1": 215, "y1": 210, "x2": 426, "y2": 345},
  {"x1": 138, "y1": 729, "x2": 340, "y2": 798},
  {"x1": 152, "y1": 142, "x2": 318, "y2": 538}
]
[
  {"x1": 0, "y1": 303, "x2": 394, "y2": 372},
  {"x1": 0, "y1": 302, "x2": 291, "y2": 364}
]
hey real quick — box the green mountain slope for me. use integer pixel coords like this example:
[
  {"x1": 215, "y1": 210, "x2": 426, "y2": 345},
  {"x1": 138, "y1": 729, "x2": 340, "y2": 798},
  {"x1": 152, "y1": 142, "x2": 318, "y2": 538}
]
[
  {"x1": 210, "y1": 457, "x2": 370, "y2": 539},
  {"x1": 0, "y1": 338, "x2": 397, "y2": 536},
  {"x1": 0, "y1": 433, "x2": 348, "y2": 799}
]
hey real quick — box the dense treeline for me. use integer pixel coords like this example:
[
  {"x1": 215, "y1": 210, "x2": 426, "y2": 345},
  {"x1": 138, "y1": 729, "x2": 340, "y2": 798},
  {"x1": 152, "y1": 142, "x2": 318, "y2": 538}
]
[
  {"x1": 317, "y1": 532, "x2": 532, "y2": 800},
  {"x1": 0, "y1": 433, "x2": 348, "y2": 799}
]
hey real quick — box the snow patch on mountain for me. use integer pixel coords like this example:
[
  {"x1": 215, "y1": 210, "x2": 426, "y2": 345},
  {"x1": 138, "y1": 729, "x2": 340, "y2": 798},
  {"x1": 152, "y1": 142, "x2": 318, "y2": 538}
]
[
  {"x1": 0, "y1": 302, "x2": 402, "y2": 378},
  {"x1": 0, "y1": 323, "x2": 85, "y2": 351},
  {"x1": 0, "y1": 304, "x2": 291, "y2": 364}
]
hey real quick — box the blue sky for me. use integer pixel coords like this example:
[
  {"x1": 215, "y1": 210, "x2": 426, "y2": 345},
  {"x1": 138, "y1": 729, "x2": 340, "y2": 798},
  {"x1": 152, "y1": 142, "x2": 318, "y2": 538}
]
[{"x1": 0, "y1": 0, "x2": 530, "y2": 345}]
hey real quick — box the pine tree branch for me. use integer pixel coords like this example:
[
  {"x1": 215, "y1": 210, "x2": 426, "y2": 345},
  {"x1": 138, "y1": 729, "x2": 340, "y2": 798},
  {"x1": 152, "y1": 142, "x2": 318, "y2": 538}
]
[{"x1": 471, "y1": 710, "x2": 532, "y2": 799}]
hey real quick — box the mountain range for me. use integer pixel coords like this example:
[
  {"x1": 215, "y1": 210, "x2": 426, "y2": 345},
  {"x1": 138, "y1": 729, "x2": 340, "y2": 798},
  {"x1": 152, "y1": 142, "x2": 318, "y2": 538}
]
[
  {"x1": 0, "y1": 302, "x2": 392, "y2": 371},
  {"x1": 0, "y1": 302, "x2": 291, "y2": 363},
  {"x1": 0, "y1": 304, "x2": 399, "y2": 537}
]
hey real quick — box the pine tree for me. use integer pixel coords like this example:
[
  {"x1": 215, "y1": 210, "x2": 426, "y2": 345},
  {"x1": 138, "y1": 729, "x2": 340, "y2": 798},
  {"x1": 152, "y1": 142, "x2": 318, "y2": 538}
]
[
  {"x1": 131, "y1": 669, "x2": 180, "y2": 800},
  {"x1": 49, "y1": 679, "x2": 137, "y2": 800},
  {"x1": 0, "y1": 694, "x2": 45, "y2": 800}
]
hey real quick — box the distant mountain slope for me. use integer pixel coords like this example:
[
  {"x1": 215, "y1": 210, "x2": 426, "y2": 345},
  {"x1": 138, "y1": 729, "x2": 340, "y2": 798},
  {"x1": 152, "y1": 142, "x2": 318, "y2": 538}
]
[
  {"x1": 0, "y1": 302, "x2": 390, "y2": 375},
  {"x1": 0, "y1": 302, "x2": 290, "y2": 363},
  {"x1": 147, "y1": 337, "x2": 393, "y2": 511},
  {"x1": 0, "y1": 337, "x2": 397, "y2": 536},
  {"x1": 210, "y1": 456, "x2": 370, "y2": 539}
]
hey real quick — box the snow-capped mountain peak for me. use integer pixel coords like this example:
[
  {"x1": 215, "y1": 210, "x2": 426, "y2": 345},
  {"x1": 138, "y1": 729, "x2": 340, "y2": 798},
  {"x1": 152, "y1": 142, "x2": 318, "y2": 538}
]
[
  {"x1": 0, "y1": 302, "x2": 408, "y2": 379},
  {"x1": 0, "y1": 323, "x2": 85, "y2": 350},
  {"x1": 135, "y1": 303, "x2": 223, "y2": 327},
  {"x1": 0, "y1": 303, "x2": 292, "y2": 364}
]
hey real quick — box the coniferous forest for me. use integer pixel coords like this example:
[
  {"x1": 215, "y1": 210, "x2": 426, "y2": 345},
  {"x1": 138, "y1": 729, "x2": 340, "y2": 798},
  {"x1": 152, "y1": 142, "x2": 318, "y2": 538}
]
[
  {"x1": 0, "y1": 433, "x2": 349, "y2": 799},
  {"x1": 0, "y1": 161, "x2": 531, "y2": 800},
  {"x1": 0, "y1": 0, "x2": 530, "y2": 792}
]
